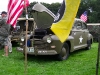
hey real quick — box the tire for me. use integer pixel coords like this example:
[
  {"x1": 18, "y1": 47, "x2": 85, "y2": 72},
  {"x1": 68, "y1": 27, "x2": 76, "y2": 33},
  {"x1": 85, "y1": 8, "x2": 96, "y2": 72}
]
[
  {"x1": 57, "y1": 43, "x2": 70, "y2": 61},
  {"x1": 86, "y1": 40, "x2": 91, "y2": 50}
]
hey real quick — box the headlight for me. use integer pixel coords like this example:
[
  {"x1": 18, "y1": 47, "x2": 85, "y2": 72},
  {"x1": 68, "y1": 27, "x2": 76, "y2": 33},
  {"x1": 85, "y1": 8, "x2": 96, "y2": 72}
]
[
  {"x1": 21, "y1": 37, "x2": 24, "y2": 41},
  {"x1": 47, "y1": 37, "x2": 52, "y2": 43}
]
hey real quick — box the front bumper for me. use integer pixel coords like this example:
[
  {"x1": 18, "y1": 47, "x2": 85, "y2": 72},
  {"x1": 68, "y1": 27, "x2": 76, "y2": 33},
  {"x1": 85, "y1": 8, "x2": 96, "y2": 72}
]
[{"x1": 16, "y1": 47, "x2": 57, "y2": 55}]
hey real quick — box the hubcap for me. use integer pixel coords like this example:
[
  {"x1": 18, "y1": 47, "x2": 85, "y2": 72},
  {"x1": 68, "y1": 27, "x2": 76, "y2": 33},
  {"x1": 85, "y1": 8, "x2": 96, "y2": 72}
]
[{"x1": 61, "y1": 47, "x2": 67, "y2": 59}]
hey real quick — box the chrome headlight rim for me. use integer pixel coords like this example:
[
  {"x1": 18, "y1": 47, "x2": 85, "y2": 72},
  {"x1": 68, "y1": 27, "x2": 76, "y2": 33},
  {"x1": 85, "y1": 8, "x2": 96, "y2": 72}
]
[{"x1": 46, "y1": 37, "x2": 52, "y2": 43}]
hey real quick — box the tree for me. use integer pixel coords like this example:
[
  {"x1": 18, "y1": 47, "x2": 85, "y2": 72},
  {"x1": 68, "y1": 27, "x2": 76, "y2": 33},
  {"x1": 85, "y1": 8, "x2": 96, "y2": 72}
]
[
  {"x1": 22, "y1": 0, "x2": 100, "y2": 23},
  {"x1": 24, "y1": 2, "x2": 61, "y2": 17}
]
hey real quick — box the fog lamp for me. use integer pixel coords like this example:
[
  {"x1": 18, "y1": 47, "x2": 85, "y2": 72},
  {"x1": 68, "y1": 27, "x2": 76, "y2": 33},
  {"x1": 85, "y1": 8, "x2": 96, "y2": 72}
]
[{"x1": 21, "y1": 37, "x2": 24, "y2": 41}]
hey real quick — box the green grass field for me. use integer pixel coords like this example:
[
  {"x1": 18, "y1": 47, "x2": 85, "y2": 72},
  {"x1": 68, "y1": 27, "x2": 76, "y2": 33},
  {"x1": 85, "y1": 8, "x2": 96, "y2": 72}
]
[{"x1": 0, "y1": 42, "x2": 99, "y2": 75}]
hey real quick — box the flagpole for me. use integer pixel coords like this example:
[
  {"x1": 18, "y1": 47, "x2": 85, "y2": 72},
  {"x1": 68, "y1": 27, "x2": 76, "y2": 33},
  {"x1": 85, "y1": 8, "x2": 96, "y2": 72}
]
[
  {"x1": 96, "y1": 36, "x2": 100, "y2": 75},
  {"x1": 24, "y1": 0, "x2": 28, "y2": 75}
]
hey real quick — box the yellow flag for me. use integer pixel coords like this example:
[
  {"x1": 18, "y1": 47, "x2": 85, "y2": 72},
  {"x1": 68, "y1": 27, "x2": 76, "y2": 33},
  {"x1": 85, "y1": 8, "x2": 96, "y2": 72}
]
[{"x1": 51, "y1": 0, "x2": 80, "y2": 43}]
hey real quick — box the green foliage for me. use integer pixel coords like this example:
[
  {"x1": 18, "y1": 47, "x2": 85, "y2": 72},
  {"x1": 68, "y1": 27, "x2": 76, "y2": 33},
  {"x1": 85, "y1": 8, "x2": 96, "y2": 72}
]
[
  {"x1": 21, "y1": 0, "x2": 100, "y2": 23},
  {"x1": 77, "y1": 0, "x2": 100, "y2": 23},
  {"x1": 48, "y1": 3, "x2": 61, "y2": 15},
  {"x1": 27, "y1": 2, "x2": 61, "y2": 17},
  {"x1": 87, "y1": 25, "x2": 100, "y2": 41},
  {"x1": 0, "y1": 43, "x2": 99, "y2": 75}
]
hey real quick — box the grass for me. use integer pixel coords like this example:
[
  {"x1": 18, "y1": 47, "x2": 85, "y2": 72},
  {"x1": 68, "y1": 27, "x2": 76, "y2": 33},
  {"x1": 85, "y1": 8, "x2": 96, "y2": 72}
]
[{"x1": 0, "y1": 42, "x2": 99, "y2": 75}]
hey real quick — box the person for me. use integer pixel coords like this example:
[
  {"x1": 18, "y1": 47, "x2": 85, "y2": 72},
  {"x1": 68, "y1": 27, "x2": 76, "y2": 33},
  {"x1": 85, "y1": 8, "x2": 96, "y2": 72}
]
[
  {"x1": 8, "y1": 35, "x2": 12, "y2": 53},
  {"x1": 0, "y1": 11, "x2": 11, "y2": 57}
]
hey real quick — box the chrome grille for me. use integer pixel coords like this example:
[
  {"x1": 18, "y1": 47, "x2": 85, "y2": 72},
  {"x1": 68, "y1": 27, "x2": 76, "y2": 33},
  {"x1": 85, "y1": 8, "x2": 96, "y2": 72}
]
[{"x1": 34, "y1": 40, "x2": 49, "y2": 49}]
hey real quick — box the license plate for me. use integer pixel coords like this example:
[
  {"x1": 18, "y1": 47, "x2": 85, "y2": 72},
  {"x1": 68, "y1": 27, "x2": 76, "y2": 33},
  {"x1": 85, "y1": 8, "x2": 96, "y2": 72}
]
[{"x1": 27, "y1": 47, "x2": 34, "y2": 52}]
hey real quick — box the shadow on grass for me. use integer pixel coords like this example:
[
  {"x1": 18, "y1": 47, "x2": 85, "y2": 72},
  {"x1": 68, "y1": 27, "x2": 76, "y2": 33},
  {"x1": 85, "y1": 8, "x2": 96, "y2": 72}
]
[
  {"x1": 15, "y1": 49, "x2": 89, "y2": 63},
  {"x1": 25, "y1": 50, "x2": 87, "y2": 62},
  {"x1": 12, "y1": 41, "x2": 19, "y2": 47},
  {"x1": 13, "y1": 52, "x2": 59, "y2": 63},
  {"x1": 13, "y1": 47, "x2": 90, "y2": 63},
  {"x1": 27, "y1": 55, "x2": 58, "y2": 62}
]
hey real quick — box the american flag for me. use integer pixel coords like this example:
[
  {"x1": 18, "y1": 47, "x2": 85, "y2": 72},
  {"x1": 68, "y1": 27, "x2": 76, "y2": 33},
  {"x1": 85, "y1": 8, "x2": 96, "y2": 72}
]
[
  {"x1": 80, "y1": 11, "x2": 87, "y2": 22},
  {"x1": 7, "y1": 0, "x2": 29, "y2": 28}
]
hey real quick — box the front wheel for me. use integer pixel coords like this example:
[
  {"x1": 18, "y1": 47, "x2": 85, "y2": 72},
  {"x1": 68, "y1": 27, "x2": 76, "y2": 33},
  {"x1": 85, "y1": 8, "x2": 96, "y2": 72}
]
[{"x1": 57, "y1": 43, "x2": 70, "y2": 61}]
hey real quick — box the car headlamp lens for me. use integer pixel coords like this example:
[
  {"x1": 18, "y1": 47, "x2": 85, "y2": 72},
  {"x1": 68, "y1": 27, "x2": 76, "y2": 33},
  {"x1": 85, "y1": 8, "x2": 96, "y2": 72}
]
[
  {"x1": 47, "y1": 37, "x2": 52, "y2": 43},
  {"x1": 21, "y1": 37, "x2": 24, "y2": 41}
]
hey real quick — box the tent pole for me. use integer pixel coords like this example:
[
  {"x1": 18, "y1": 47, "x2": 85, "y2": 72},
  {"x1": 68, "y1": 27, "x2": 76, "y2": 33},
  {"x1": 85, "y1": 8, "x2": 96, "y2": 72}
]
[{"x1": 24, "y1": 0, "x2": 28, "y2": 75}]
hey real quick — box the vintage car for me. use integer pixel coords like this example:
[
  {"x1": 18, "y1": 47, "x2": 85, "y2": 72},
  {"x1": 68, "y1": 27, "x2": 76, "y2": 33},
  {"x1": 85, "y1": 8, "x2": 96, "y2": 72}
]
[
  {"x1": 10, "y1": 18, "x2": 34, "y2": 42},
  {"x1": 16, "y1": 3, "x2": 93, "y2": 61}
]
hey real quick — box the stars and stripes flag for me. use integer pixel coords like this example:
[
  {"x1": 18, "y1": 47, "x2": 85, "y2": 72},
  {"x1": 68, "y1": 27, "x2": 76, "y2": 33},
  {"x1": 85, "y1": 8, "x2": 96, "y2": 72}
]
[
  {"x1": 7, "y1": 0, "x2": 29, "y2": 28},
  {"x1": 80, "y1": 11, "x2": 87, "y2": 22}
]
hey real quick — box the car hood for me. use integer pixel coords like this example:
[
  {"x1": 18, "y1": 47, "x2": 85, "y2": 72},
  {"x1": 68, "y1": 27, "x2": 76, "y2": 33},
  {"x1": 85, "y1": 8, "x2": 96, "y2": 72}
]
[{"x1": 32, "y1": 3, "x2": 56, "y2": 29}]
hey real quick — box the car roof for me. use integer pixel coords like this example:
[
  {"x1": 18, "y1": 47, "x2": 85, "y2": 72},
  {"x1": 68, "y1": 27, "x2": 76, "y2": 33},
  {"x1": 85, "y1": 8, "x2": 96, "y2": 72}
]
[
  {"x1": 17, "y1": 18, "x2": 34, "y2": 21},
  {"x1": 75, "y1": 18, "x2": 85, "y2": 23}
]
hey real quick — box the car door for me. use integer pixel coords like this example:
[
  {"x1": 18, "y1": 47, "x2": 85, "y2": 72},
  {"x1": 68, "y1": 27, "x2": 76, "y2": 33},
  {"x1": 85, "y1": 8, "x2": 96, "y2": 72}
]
[
  {"x1": 81, "y1": 22, "x2": 88, "y2": 45},
  {"x1": 71, "y1": 21, "x2": 85, "y2": 49}
]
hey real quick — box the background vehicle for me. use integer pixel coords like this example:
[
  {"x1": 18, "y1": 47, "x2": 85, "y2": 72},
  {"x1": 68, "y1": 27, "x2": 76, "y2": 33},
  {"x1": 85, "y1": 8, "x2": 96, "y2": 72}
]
[
  {"x1": 10, "y1": 18, "x2": 34, "y2": 42},
  {"x1": 16, "y1": 3, "x2": 93, "y2": 61}
]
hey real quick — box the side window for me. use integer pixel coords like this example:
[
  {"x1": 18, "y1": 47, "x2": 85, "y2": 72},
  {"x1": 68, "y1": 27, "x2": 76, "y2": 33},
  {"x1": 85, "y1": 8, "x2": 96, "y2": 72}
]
[
  {"x1": 82, "y1": 23, "x2": 87, "y2": 29},
  {"x1": 73, "y1": 21, "x2": 82, "y2": 29},
  {"x1": 76, "y1": 22, "x2": 82, "y2": 29}
]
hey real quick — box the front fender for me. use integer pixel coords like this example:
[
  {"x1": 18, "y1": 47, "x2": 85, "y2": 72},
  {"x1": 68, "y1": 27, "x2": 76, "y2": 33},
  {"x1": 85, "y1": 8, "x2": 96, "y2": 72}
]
[
  {"x1": 66, "y1": 36, "x2": 74, "y2": 52},
  {"x1": 87, "y1": 34, "x2": 93, "y2": 43},
  {"x1": 50, "y1": 35, "x2": 63, "y2": 54}
]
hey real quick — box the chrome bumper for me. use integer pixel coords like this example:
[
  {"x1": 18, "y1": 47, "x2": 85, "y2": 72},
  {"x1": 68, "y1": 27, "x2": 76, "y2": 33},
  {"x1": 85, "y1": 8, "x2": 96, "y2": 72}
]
[{"x1": 16, "y1": 47, "x2": 57, "y2": 55}]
